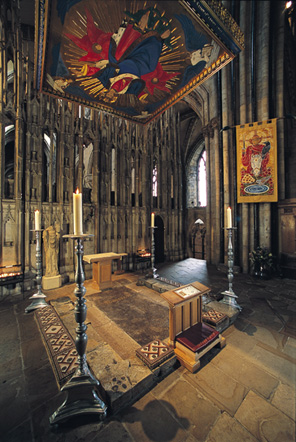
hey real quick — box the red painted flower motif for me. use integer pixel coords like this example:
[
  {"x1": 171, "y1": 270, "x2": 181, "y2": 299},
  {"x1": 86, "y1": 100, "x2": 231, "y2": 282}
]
[
  {"x1": 65, "y1": 8, "x2": 112, "y2": 65},
  {"x1": 141, "y1": 63, "x2": 180, "y2": 95}
]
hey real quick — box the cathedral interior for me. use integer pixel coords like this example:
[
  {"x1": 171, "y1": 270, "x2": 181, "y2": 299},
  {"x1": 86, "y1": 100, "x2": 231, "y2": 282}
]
[{"x1": 0, "y1": 1, "x2": 295, "y2": 441}]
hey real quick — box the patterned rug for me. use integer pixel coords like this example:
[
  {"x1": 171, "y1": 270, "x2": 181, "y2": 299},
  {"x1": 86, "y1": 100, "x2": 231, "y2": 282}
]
[{"x1": 35, "y1": 305, "x2": 78, "y2": 387}]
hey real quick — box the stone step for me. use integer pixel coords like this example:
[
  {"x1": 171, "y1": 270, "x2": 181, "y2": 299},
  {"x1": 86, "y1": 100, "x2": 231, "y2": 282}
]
[
  {"x1": 280, "y1": 265, "x2": 296, "y2": 279},
  {"x1": 137, "y1": 276, "x2": 181, "y2": 293}
]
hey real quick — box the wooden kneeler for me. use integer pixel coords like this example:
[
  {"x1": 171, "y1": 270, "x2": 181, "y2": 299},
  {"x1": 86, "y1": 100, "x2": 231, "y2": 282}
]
[{"x1": 161, "y1": 281, "x2": 226, "y2": 373}]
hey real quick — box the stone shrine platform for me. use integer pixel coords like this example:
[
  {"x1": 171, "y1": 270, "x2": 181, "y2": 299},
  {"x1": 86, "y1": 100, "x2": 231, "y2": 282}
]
[{"x1": 1, "y1": 258, "x2": 295, "y2": 441}]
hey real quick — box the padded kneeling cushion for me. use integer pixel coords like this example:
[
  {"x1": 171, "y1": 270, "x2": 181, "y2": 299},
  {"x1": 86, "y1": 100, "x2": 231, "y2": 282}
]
[{"x1": 176, "y1": 322, "x2": 219, "y2": 353}]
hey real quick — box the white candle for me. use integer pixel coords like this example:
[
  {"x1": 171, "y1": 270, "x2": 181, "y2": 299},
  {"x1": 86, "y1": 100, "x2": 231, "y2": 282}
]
[
  {"x1": 151, "y1": 212, "x2": 155, "y2": 227},
  {"x1": 73, "y1": 189, "x2": 83, "y2": 235},
  {"x1": 227, "y1": 207, "x2": 232, "y2": 228},
  {"x1": 35, "y1": 210, "x2": 41, "y2": 230}
]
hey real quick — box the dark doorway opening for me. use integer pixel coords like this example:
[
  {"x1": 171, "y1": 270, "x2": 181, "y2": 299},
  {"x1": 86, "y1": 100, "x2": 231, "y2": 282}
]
[
  {"x1": 154, "y1": 215, "x2": 165, "y2": 264},
  {"x1": 191, "y1": 222, "x2": 206, "y2": 260}
]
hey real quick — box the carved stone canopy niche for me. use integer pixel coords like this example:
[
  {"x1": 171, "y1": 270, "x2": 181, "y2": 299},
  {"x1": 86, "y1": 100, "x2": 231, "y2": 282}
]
[{"x1": 35, "y1": 0, "x2": 244, "y2": 124}]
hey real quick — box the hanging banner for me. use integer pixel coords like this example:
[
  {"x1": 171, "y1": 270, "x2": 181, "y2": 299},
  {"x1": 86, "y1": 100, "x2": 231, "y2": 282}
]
[{"x1": 236, "y1": 119, "x2": 278, "y2": 203}]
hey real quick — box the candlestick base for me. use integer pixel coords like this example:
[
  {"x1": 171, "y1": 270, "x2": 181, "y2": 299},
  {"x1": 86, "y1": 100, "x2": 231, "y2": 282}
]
[
  {"x1": 25, "y1": 292, "x2": 47, "y2": 313},
  {"x1": 147, "y1": 267, "x2": 159, "y2": 279},
  {"x1": 49, "y1": 365, "x2": 107, "y2": 425},
  {"x1": 26, "y1": 228, "x2": 47, "y2": 313},
  {"x1": 202, "y1": 293, "x2": 211, "y2": 305},
  {"x1": 220, "y1": 290, "x2": 242, "y2": 310}
]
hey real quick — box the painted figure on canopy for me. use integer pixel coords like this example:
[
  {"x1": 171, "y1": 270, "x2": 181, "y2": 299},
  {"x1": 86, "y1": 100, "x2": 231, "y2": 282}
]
[
  {"x1": 175, "y1": 14, "x2": 214, "y2": 88},
  {"x1": 65, "y1": 6, "x2": 179, "y2": 102}
]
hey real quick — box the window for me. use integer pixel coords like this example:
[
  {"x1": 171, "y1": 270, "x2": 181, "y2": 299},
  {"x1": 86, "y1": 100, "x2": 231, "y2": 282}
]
[
  {"x1": 7, "y1": 59, "x2": 14, "y2": 85},
  {"x1": 43, "y1": 132, "x2": 50, "y2": 202},
  {"x1": 186, "y1": 143, "x2": 207, "y2": 208},
  {"x1": 111, "y1": 146, "x2": 116, "y2": 205},
  {"x1": 84, "y1": 107, "x2": 91, "y2": 119},
  {"x1": 83, "y1": 141, "x2": 93, "y2": 203},
  {"x1": 152, "y1": 157, "x2": 158, "y2": 208},
  {"x1": 131, "y1": 151, "x2": 135, "y2": 207},
  {"x1": 52, "y1": 132, "x2": 57, "y2": 202},
  {"x1": 74, "y1": 137, "x2": 79, "y2": 190},
  {"x1": 4, "y1": 125, "x2": 15, "y2": 199},
  {"x1": 171, "y1": 172, "x2": 174, "y2": 209},
  {"x1": 138, "y1": 152, "x2": 142, "y2": 207},
  {"x1": 198, "y1": 149, "x2": 207, "y2": 207},
  {"x1": 42, "y1": 131, "x2": 57, "y2": 202}
]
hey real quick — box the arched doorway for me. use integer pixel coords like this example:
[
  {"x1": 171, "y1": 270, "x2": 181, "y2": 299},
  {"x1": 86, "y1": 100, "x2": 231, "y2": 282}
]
[
  {"x1": 191, "y1": 219, "x2": 206, "y2": 260},
  {"x1": 154, "y1": 215, "x2": 165, "y2": 264}
]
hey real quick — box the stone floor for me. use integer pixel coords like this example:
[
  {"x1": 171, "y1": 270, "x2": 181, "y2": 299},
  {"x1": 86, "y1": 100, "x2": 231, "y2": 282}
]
[{"x1": 1, "y1": 258, "x2": 295, "y2": 442}]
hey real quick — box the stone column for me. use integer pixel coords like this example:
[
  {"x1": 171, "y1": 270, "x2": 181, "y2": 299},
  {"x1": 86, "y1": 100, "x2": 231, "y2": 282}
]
[
  {"x1": 0, "y1": 37, "x2": 3, "y2": 265},
  {"x1": 211, "y1": 118, "x2": 221, "y2": 264},
  {"x1": 15, "y1": 21, "x2": 24, "y2": 267},
  {"x1": 221, "y1": 65, "x2": 232, "y2": 261},
  {"x1": 238, "y1": 1, "x2": 251, "y2": 272},
  {"x1": 92, "y1": 131, "x2": 100, "y2": 253},
  {"x1": 275, "y1": 3, "x2": 285, "y2": 201},
  {"x1": 257, "y1": 2, "x2": 271, "y2": 250}
]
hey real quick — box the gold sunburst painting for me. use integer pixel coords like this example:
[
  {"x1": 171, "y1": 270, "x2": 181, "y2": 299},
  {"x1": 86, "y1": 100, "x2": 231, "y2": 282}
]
[{"x1": 35, "y1": 0, "x2": 244, "y2": 124}]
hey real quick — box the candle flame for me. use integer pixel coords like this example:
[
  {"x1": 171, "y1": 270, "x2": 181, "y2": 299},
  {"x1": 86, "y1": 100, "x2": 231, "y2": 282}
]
[
  {"x1": 0, "y1": 272, "x2": 21, "y2": 278},
  {"x1": 35, "y1": 209, "x2": 39, "y2": 213},
  {"x1": 75, "y1": 188, "x2": 80, "y2": 194}
]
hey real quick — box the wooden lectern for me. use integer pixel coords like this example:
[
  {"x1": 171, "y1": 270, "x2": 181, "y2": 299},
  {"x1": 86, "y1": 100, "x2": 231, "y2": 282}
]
[{"x1": 161, "y1": 281, "x2": 226, "y2": 373}]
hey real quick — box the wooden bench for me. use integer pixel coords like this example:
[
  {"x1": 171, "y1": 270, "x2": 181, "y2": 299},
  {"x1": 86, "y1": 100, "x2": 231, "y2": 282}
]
[
  {"x1": 161, "y1": 281, "x2": 226, "y2": 373},
  {"x1": 83, "y1": 252, "x2": 127, "y2": 291}
]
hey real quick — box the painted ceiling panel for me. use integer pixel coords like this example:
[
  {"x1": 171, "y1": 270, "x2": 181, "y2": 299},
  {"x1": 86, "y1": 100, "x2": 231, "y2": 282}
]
[{"x1": 35, "y1": 0, "x2": 244, "y2": 124}]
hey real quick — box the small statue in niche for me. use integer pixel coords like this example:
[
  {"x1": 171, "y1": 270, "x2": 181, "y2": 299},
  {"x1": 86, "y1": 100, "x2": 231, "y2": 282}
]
[{"x1": 43, "y1": 223, "x2": 60, "y2": 277}]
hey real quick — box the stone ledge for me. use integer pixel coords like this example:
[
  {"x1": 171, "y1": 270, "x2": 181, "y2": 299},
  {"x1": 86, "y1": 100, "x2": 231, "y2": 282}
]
[{"x1": 42, "y1": 275, "x2": 62, "y2": 290}]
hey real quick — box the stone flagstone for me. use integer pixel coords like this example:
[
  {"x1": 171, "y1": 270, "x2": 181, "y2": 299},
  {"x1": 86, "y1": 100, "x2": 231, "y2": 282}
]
[
  {"x1": 210, "y1": 345, "x2": 279, "y2": 399},
  {"x1": 184, "y1": 364, "x2": 247, "y2": 416},
  {"x1": 271, "y1": 382, "x2": 296, "y2": 421},
  {"x1": 235, "y1": 390, "x2": 295, "y2": 442},
  {"x1": 120, "y1": 392, "x2": 191, "y2": 442},
  {"x1": 249, "y1": 343, "x2": 296, "y2": 386},
  {"x1": 283, "y1": 336, "x2": 296, "y2": 359},
  {"x1": 206, "y1": 412, "x2": 258, "y2": 442},
  {"x1": 152, "y1": 378, "x2": 221, "y2": 441}
]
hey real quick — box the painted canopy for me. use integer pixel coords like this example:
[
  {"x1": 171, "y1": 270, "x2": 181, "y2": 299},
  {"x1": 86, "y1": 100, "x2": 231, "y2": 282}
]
[{"x1": 35, "y1": 0, "x2": 244, "y2": 124}]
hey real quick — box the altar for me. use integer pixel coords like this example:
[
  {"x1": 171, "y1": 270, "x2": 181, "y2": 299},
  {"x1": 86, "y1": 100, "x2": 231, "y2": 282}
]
[{"x1": 83, "y1": 252, "x2": 127, "y2": 291}]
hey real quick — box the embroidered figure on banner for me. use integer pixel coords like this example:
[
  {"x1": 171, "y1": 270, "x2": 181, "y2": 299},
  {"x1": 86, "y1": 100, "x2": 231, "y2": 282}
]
[{"x1": 236, "y1": 119, "x2": 278, "y2": 203}]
